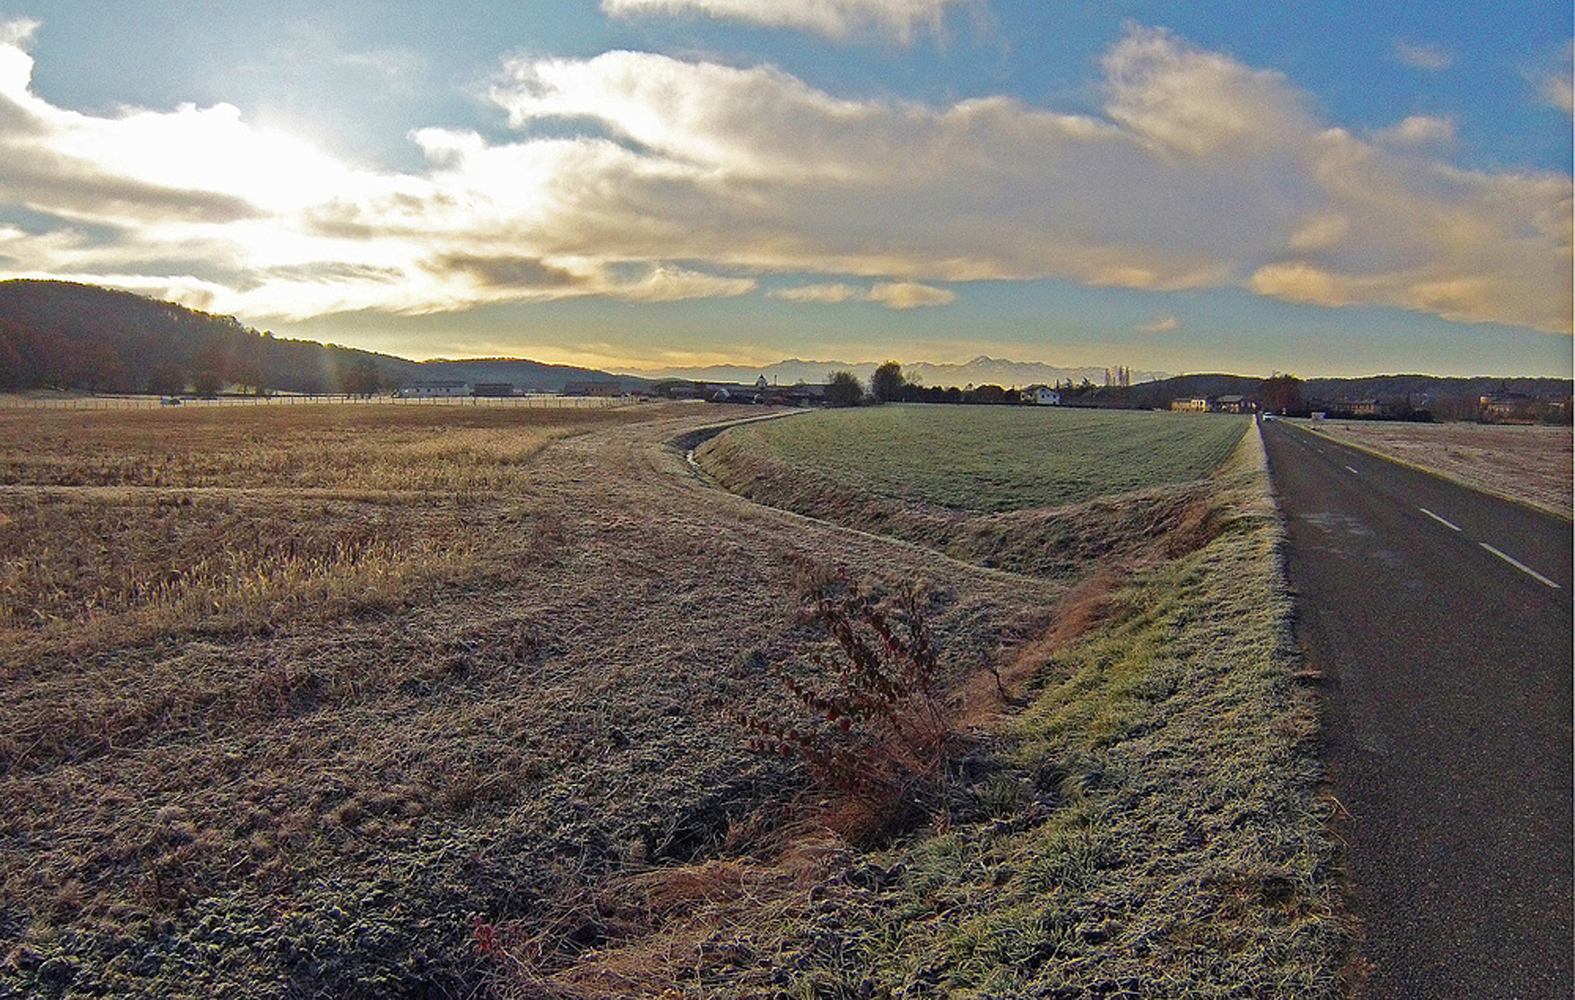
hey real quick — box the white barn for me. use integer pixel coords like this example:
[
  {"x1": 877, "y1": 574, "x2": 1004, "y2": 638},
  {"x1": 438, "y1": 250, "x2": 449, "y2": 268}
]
[{"x1": 396, "y1": 380, "x2": 471, "y2": 398}]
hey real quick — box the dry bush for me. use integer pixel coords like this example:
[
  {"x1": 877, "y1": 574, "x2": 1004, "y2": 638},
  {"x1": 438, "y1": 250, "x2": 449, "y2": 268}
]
[{"x1": 741, "y1": 565, "x2": 962, "y2": 844}]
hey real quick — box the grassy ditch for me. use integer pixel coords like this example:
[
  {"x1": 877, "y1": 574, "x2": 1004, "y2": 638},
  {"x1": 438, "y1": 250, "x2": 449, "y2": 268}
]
[
  {"x1": 488, "y1": 425, "x2": 1344, "y2": 997},
  {"x1": 695, "y1": 406, "x2": 1246, "y2": 581}
]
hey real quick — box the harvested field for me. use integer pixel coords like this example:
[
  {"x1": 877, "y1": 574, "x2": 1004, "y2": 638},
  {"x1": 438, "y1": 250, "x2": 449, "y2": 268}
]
[
  {"x1": 1306, "y1": 419, "x2": 1572, "y2": 517},
  {"x1": 0, "y1": 400, "x2": 1339, "y2": 998}
]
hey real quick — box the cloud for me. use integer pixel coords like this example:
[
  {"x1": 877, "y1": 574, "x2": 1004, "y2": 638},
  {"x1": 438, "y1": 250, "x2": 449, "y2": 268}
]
[
  {"x1": 1103, "y1": 25, "x2": 1313, "y2": 158},
  {"x1": 335, "y1": 47, "x2": 426, "y2": 82},
  {"x1": 0, "y1": 17, "x2": 37, "y2": 48},
  {"x1": 771, "y1": 280, "x2": 953, "y2": 308},
  {"x1": 771, "y1": 282, "x2": 859, "y2": 303},
  {"x1": 868, "y1": 281, "x2": 954, "y2": 308},
  {"x1": 424, "y1": 252, "x2": 582, "y2": 292},
  {"x1": 1395, "y1": 40, "x2": 1454, "y2": 71},
  {"x1": 1136, "y1": 314, "x2": 1178, "y2": 333},
  {"x1": 0, "y1": 19, "x2": 1568, "y2": 336},
  {"x1": 600, "y1": 0, "x2": 962, "y2": 42},
  {"x1": 1375, "y1": 114, "x2": 1456, "y2": 146},
  {"x1": 1528, "y1": 42, "x2": 1574, "y2": 116}
]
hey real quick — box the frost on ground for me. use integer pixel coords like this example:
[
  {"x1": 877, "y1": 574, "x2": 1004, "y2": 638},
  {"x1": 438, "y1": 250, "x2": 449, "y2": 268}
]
[{"x1": 0, "y1": 404, "x2": 1341, "y2": 999}]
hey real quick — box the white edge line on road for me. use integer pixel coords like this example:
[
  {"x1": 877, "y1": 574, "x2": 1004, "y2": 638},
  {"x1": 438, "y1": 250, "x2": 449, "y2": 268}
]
[
  {"x1": 1419, "y1": 507, "x2": 1462, "y2": 532},
  {"x1": 1479, "y1": 543, "x2": 1562, "y2": 589},
  {"x1": 1345, "y1": 465, "x2": 1360, "y2": 475}
]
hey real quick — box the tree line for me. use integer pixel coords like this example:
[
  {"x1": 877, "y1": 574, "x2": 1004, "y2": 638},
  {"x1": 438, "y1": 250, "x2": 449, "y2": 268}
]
[{"x1": 825, "y1": 362, "x2": 1041, "y2": 407}]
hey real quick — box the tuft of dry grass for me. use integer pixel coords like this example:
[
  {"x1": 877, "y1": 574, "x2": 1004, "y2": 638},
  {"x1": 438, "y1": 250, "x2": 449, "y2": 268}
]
[{"x1": 0, "y1": 403, "x2": 653, "y2": 661}]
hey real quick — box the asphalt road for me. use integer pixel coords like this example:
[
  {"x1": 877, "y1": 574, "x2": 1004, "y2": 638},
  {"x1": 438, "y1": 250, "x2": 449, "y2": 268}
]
[{"x1": 1260, "y1": 417, "x2": 1572, "y2": 1000}]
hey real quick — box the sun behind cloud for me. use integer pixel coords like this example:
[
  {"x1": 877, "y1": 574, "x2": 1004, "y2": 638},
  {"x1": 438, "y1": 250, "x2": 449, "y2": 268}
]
[{"x1": 0, "y1": 17, "x2": 1568, "y2": 338}]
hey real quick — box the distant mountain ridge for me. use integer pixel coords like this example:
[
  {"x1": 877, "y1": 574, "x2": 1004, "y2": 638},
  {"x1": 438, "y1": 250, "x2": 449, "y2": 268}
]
[
  {"x1": 1, "y1": 281, "x2": 1567, "y2": 407},
  {"x1": 414, "y1": 357, "x2": 646, "y2": 393},
  {"x1": 622, "y1": 356, "x2": 1169, "y2": 388}
]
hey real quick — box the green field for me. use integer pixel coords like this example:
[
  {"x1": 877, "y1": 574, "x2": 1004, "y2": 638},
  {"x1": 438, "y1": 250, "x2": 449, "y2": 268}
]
[{"x1": 718, "y1": 405, "x2": 1249, "y2": 512}]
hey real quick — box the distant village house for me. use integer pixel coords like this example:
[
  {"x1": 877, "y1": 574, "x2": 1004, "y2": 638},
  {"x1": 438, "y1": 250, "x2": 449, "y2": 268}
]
[
  {"x1": 1169, "y1": 395, "x2": 1252, "y2": 413},
  {"x1": 1478, "y1": 393, "x2": 1541, "y2": 423}
]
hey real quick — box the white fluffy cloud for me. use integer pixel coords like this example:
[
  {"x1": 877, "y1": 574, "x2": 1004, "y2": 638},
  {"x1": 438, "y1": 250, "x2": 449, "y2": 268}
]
[
  {"x1": 0, "y1": 20, "x2": 1568, "y2": 334},
  {"x1": 600, "y1": 0, "x2": 962, "y2": 41}
]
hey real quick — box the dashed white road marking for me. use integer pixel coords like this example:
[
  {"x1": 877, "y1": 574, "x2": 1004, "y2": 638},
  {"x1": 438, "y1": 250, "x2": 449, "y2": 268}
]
[
  {"x1": 1419, "y1": 507, "x2": 1462, "y2": 532},
  {"x1": 1479, "y1": 543, "x2": 1561, "y2": 589},
  {"x1": 1345, "y1": 465, "x2": 1360, "y2": 475}
]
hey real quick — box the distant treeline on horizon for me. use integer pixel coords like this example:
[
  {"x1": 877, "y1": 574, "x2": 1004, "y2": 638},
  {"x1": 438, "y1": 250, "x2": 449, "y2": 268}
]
[{"x1": 0, "y1": 280, "x2": 1568, "y2": 423}]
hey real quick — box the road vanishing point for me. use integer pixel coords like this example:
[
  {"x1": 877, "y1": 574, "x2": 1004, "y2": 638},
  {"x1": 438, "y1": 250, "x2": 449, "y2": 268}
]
[{"x1": 1261, "y1": 418, "x2": 1572, "y2": 999}]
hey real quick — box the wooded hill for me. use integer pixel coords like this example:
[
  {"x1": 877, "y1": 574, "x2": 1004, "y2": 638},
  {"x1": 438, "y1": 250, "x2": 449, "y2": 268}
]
[
  {"x1": 0, "y1": 280, "x2": 643, "y2": 395},
  {"x1": 0, "y1": 280, "x2": 417, "y2": 395}
]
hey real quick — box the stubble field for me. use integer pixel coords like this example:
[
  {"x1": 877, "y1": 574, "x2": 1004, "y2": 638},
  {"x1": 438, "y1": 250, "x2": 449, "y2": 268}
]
[
  {"x1": 1, "y1": 400, "x2": 1340, "y2": 999},
  {"x1": 1304, "y1": 419, "x2": 1572, "y2": 517}
]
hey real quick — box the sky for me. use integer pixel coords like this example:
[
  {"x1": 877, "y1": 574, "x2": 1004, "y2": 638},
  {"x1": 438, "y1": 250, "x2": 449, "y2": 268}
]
[{"x1": 0, "y1": 0, "x2": 1569, "y2": 378}]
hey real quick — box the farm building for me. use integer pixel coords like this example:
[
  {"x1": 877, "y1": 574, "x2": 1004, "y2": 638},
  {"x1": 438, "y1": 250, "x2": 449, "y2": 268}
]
[
  {"x1": 1022, "y1": 385, "x2": 1062, "y2": 406},
  {"x1": 705, "y1": 381, "x2": 828, "y2": 406},
  {"x1": 396, "y1": 380, "x2": 470, "y2": 398},
  {"x1": 472, "y1": 382, "x2": 516, "y2": 397},
  {"x1": 562, "y1": 381, "x2": 622, "y2": 397},
  {"x1": 1170, "y1": 397, "x2": 1211, "y2": 413},
  {"x1": 1214, "y1": 395, "x2": 1252, "y2": 413},
  {"x1": 709, "y1": 384, "x2": 764, "y2": 404}
]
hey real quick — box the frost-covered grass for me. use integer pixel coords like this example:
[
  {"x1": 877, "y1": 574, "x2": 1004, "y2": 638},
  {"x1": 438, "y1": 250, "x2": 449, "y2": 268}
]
[
  {"x1": 514, "y1": 426, "x2": 1345, "y2": 999},
  {"x1": 716, "y1": 404, "x2": 1249, "y2": 512},
  {"x1": 787, "y1": 426, "x2": 1343, "y2": 998}
]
